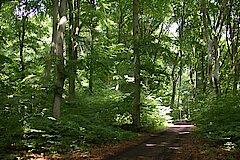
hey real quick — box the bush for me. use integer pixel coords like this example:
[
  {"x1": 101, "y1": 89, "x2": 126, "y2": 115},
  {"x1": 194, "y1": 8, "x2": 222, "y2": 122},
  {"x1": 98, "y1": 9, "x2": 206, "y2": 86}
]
[
  {"x1": 193, "y1": 94, "x2": 240, "y2": 145},
  {"x1": 0, "y1": 110, "x2": 23, "y2": 154},
  {"x1": 141, "y1": 95, "x2": 172, "y2": 129}
]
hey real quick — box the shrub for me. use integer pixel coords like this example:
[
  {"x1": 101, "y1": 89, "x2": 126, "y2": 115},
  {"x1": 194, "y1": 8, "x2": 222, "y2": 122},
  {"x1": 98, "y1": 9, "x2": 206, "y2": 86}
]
[{"x1": 193, "y1": 94, "x2": 240, "y2": 145}]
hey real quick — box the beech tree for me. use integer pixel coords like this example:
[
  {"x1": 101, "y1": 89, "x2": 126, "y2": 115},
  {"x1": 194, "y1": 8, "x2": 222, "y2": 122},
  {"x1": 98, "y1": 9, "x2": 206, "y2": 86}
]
[
  {"x1": 67, "y1": 0, "x2": 80, "y2": 102},
  {"x1": 52, "y1": 0, "x2": 67, "y2": 118}
]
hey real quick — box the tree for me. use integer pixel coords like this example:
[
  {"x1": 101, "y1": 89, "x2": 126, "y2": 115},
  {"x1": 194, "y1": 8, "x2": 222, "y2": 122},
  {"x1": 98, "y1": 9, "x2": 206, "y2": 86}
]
[
  {"x1": 42, "y1": 0, "x2": 58, "y2": 88},
  {"x1": 132, "y1": 0, "x2": 140, "y2": 128},
  {"x1": 226, "y1": 0, "x2": 240, "y2": 94},
  {"x1": 67, "y1": 0, "x2": 80, "y2": 102},
  {"x1": 200, "y1": 0, "x2": 215, "y2": 94},
  {"x1": 52, "y1": 0, "x2": 67, "y2": 118}
]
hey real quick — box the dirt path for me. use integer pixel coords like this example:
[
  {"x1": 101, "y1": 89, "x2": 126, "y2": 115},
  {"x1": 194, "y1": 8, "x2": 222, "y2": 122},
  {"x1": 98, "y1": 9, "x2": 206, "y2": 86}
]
[{"x1": 104, "y1": 124, "x2": 194, "y2": 160}]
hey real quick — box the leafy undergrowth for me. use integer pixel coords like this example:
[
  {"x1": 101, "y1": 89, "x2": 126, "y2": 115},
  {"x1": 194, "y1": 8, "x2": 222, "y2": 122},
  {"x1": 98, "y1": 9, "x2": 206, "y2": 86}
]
[
  {"x1": 175, "y1": 132, "x2": 240, "y2": 160},
  {"x1": 0, "y1": 89, "x2": 169, "y2": 159},
  {"x1": 192, "y1": 94, "x2": 240, "y2": 145}
]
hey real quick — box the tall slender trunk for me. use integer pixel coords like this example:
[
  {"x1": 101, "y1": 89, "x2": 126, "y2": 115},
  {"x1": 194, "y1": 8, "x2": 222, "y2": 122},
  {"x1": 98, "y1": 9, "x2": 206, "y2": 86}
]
[
  {"x1": 177, "y1": 51, "x2": 183, "y2": 119},
  {"x1": 42, "y1": 0, "x2": 58, "y2": 88},
  {"x1": 68, "y1": 0, "x2": 74, "y2": 100},
  {"x1": 89, "y1": 33, "x2": 94, "y2": 95},
  {"x1": 177, "y1": 1, "x2": 184, "y2": 118},
  {"x1": 190, "y1": 67, "x2": 195, "y2": 97},
  {"x1": 228, "y1": 0, "x2": 240, "y2": 94},
  {"x1": 171, "y1": 74, "x2": 177, "y2": 110},
  {"x1": 133, "y1": 0, "x2": 140, "y2": 128},
  {"x1": 88, "y1": 0, "x2": 96, "y2": 95},
  {"x1": 177, "y1": 71, "x2": 182, "y2": 119},
  {"x1": 194, "y1": 54, "x2": 198, "y2": 97},
  {"x1": 53, "y1": 0, "x2": 67, "y2": 118},
  {"x1": 232, "y1": 45, "x2": 238, "y2": 94},
  {"x1": 190, "y1": 47, "x2": 197, "y2": 98},
  {"x1": 201, "y1": 50, "x2": 206, "y2": 94},
  {"x1": 19, "y1": 17, "x2": 26, "y2": 79},
  {"x1": 170, "y1": 53, "x2": 179, "y2": 110},
  {"x1": 212, "y1": 37, "x2": 220, "y2": 94},
  {"x1": 68, "y1": 0, "x2": 79, "y2": 102},
  {"x1": 118, "y1": 0, "x2": 123, "y2": 44},
  {"x1": 200, "y1": 0, "x2": 214, "y2": 92},
  {"x1": 73, "y1": 0, "x2": 80, "y2": 99},
  {"x1": 89, "y1": 15, "x2": 94, "y2": 95}
]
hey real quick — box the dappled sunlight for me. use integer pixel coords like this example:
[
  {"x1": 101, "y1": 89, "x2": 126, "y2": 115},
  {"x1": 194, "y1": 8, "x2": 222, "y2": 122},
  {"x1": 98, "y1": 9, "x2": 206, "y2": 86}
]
[
  {"x1": 106, "y1": 125, "x2": 194, "y2": 159},
  {"x1": 167, "y1": 124, "x2": 195, "y2": 128},
  {"x1": 145, "y1": 143, "x2": 157, "y2": 147},
  {"x1": 166, "y1": 119, "x2": 195, "y2": 129},
  {"x1": 178, "y1": 131, "x2": 190, "y2": 135},
  {"x1": 168, "y1": 146, "x2": 181, "y2": 150}
]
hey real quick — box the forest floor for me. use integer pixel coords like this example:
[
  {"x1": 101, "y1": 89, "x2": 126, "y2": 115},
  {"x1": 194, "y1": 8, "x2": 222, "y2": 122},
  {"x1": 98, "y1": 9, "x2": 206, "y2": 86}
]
[
  {"x1": 90, "y1": 122, "x2": 194, "y2": 160},
  {"x1": 89, "y1": 123, "x2": 240, "y2": 160},
  {"x1": 17, "y1": 122, "x2": 240, "y2": 160}
]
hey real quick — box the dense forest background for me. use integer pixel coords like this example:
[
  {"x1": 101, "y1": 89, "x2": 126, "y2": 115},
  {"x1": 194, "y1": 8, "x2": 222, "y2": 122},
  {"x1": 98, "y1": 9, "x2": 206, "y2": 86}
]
[{"x1": 0, "y1": 0, "x2": 239, "y2": 159}]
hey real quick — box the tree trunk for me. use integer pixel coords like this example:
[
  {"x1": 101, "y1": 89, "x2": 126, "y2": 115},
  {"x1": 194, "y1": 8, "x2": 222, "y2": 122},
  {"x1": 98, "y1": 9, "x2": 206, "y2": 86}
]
[
  {"x1": 201, "y1": 50, "x2": 206, "y2": 94},
  {"x1": 177, "y1": 71, "x2": 182, "y2": 119},
  {"x1": 89, "y1": 17, "x2": 94, "y2": 95},
  {"x1": 190, "y1": 67, "x2": 195, "y2": 96},
  {"x1": 118, "y1": 0, "x2": 123, "y2": 44},
  {"x1": 200, "y1": 0, "x2": 214, "y2": 92},
  {"x1": 171, "y1": 77, "x2": 177, "y2": 110},
  {"x1": 42, "y1": 0, "x2": 58, "y2": 88},
  {"x1": 19, "y1": 17, "x2": 27, "y2": 79},
  {"x1": 132, "y1": 0, "x2": 140, "y2": 128},
  {"x1": 68, "y1": 0, "x2": 79, "y2": 102},
  {"x1": 170, "y1": 53, "x2": 179, "y2": 110},
  {"x1": 190, "y1": 47, "x2": 197, "y2": 98},
  {"x1": 68, "y1": 0, "x2": 74, "y2": 101},
  {"x1": 228, "y1": 0, "x2": 239, "y2": 94},
  {"x1": 232, "y1": 45, "x2": 238, "y2": 94},
  {"x1": 88, "y1": 0, "x2": 96, "y2": 95},
  {"x1": 52, "y1": 0, "x2": 67, "y2": 118},
  {"x1": 212, "y1": 37, "x2": 220, "y2": 94}
]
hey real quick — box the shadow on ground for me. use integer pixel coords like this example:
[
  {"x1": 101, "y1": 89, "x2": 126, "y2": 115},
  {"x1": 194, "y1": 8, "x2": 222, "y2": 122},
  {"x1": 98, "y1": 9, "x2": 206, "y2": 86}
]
[{"x1": 104, "y1": 121, "x2": 194, "y2": 160}]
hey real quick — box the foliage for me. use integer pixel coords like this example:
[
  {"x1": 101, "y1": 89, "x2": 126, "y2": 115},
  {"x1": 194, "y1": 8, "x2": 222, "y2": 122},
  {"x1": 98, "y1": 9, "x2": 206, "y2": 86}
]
[
  {"x1": 141, "y1": 95, "x2": 172, "y2": 129},
  {"x1": 192, "y1": 93, "x2": 240, "y2": 146}
]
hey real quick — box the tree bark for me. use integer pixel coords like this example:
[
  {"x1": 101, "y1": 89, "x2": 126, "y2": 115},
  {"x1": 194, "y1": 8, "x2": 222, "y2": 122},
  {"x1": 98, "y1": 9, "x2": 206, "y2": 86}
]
[
  {"x1": 190, "y1": 47, "x2": 197, "y2": 98},
  {"x1": 19, "y1": 16, "x2": 27, "y2": 79},
  {"x1": 88, "y1": 0, "x2": 96, "y2": 95},
  {"x1": 201, "y1": 50, "x2": 206, "y2": 94},
  {"x1": 212, "y1": 37, "x2": 220, "y2": 94},
  {"x1": 228, "y1": 0, "x2": 239, "y2": 94},
  {"x1": 52, "y1": 0, "x2": 67, "y2": 118},
  {"x1": 68, "y1": 0, "x2": 79, "y2": 102},
  {"x1": 200, "y1": 0, "x2": 214, "y2": 92},
  {"x1": 170, "y1": 53, "x2": 179, "y2": 110},
  {"x1": 177, "y1": 70, "x2": 182, "y2": 119},
  {"x1": 42, "y1": 0, "x2": 58, "y2": 88},
  {"x1": 133, "y1": 0, "x2": 140, "y2": 128},
  {"x1": 118, "y1": 0, "x2": 123, "y2": 44},
  {"x1": 171, "y1": 72, "x2": 178, "y2": 110}
]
